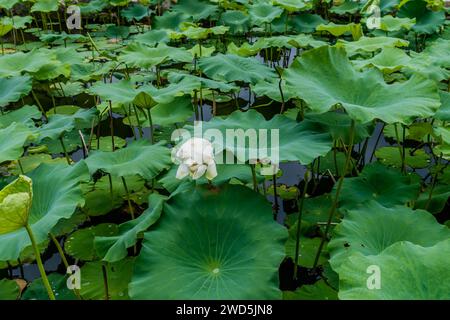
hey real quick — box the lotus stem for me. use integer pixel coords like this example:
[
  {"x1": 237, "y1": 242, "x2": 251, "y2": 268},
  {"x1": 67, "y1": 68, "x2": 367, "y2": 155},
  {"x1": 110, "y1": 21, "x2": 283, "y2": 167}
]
[
  {"x1": 294, "y1": 170, "x2": 309, "y2": 280},
  {"x1": 101, "y1": 263, "x2": 110, "y2": 300},
  {"x1": 146, "y1": 108, "x2": 154, "y2": 144},
  {"x1": 313, "y1": 119, "x2": 355, "y2": 268},
  {"x1": 18, "y1": 159, "x2": 25, "y2": 174},
  {"x1": 59, "y1": 137, "x2": 71, "y2": 165},
  {"x1": 121, "y1": 176, "x2": 135, "y2": 220},
  {"x1": 369, "y1": 122, "x2": 385, "y2": 163},
  {"x1": 272, "y1": 174, "x2": 279, "y2": 220},
  {"x1": 250, "y1": 163, "x2": 258, "y2": 192},
  {"x1": 394, "y1": 123, "x2": 405, "y2": 173},
  {"x1": 108, "y1": 101, "x2": 116, "y2": 151},
  {"x1": 25, "y1": 224, "x2": 55, "y2": 300}
]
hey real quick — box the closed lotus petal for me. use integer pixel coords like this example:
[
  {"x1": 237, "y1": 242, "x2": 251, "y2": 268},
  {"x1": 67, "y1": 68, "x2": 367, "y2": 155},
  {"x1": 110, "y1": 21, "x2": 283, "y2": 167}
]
[
  {"x1": 191, "y1": 164, "x2": 207, "y2": 180},
  {"x1": 176, "y1": 163, "x2": 190, "y2": 180},
  {"x1": 205, "y1": 162, "x2": 218, "y2": 180}
]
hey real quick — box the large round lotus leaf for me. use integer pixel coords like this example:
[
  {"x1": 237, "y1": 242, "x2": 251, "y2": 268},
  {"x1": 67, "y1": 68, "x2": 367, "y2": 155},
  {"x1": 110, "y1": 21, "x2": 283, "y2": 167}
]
[
  {"x1": 353, "y1": 47, "x2": 412, "y2": 74},
  {"x1": 88, "y1": 79, "x2": 141, "y2": 105},
  {"x1": 0, "y1": 123, "x2": 37, "y2": 164},
  {"x1": 31, "y1": 0, "x2": 59, "y2": 13},
  {"x1": 273, "y1": 0, "x2": 311, "y2": 12},
  {"x1": 304, "y1": 112, "x2": 372, "y2": 144},
  {"x1": 338, "y1": 240, "x2": 450, "y2": 299},
  {"x1": 119, "y1": 43, "x2": 192, "y2": 69},
  {"x1": 286, "y1": 235, "x2": 328, "y2": 268},
  {"x1": 329, "y1": 201, "x2": 450, "y2": 273},
  {"x1": 398, "y1": 0, "x2": 446, "y2": 34},
  {"x1": 129, "y1": 184, "x2": 287, "y2": 299},
  {"x1": 186, "y1": 109, "x2": 333, "y2": 165},
  {"x1": 85, "y1": 140, "x2": 172, "y2": 180},
  {"x1": 8, "y1": 154, "x2": 66, "y2": 175},
  {"x1": 121, "y1": 3, "x2": 149, "y2": 22},
  {"x1": 338, "y1": 162, "x2": 420, "y2": 209},
  {"x1": 81, "y1": 174, "x2": 146, "y2": 217},
  {"x1": 283, "y1": 280, "x2": 338, "y2": 300},
  {"x1": 36, "y1": 114, "x2": 76, "y2": 142},
  {"x1": 0, "y1": 279, "x2": 20, "y2": 300},
  {"x1": 378, "y1": 15, "x2": 416, "y2": 32},
  {"x1": 64, "y1": 223, "x2": 119, "y2": 261},
  {"x1": 290, "y1": 13, "x2": 327, "y2": 33},
  {"x1": 375, "y1": 146, "x2": 430, "y2": 168},
  {"x1": 172, "y1": 0, "x2": 218, "y2": 21},
  {"x1": 198, "y1": 54, "x2": 276, "y2": 85},
  {"x1": 0, "y1": 50, "x2": 55, "y2": 77},
  {"x1": 283, "y1": 46, "x2": 440, "y2": 124},
  {"x1": 0, "y1": 105, "x2": 41, "y2": 129},
  {"x1": 80, "y1": 258, "x2": 134, "y2": 300},
  {"x1": 336, "y1": 36, "x2": 409, "y2": 56},
  {"x1": 0, "y1": 0, "x2": 20, "y2": 10},
  {"x1": 435, "y1": 91, "x2": 450, "y2": 121},
  {"x1": 22, "y1": 273, "x2": 77, "y2": 300},
  {"x1": 219, "y1": 10, "x2": 250, "y2": 34},
  {"x1": 0, "y1": 76, "x2": 32, "y2": 107},
  {"x1": 316, "y1": 22, "x2": 362, "y2": 39},
  {"x1": 94, "y1": 194, "x2": 165, "y2": 263},
  {"x1": 0, "y1": 162, "x2": 88, "y2": 261},
  {"x1": 248, "y1": 2, "x2": 283, "y2": 25},
  {"x1": 0, "y1": 175, "x2": 33, "y2": 235}
]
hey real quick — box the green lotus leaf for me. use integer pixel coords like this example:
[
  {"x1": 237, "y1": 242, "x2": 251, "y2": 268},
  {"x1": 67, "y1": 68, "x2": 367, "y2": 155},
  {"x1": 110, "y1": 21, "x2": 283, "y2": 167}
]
[
  {"x1": 283, "y1": 280, "x2": 338, "y2": 300},
  {"x1": 129, "y1": 184, "x2": 287, "y2": 299},
  {"x1": 121, "y1": 3, "x2": 150, "y2": 22},
  {"x1": 187, "y1": 109, "x2": 333, "y2": 165},
  {"x1": 398, "y1": 0, "x2": 446, "y2": 34},
  {"x1": 37, "y1": 115, "x2": 76, "y2": 142},
  {"x1": 124, "y1": 96, "x2": 194, "y2": 127},
  {"x1": 379, "y1": 15, "x2": 416, "y2": 32},
  {"x1": 0, "y1": 0, "x2": 20, "y2": 10},
  {"x1": 0, "y1": 279, "x2": 20, "y2": 300},
  {"x1": 85, "y1": 140, "x2": 172, "y2": 180},
  {"x1": 286, "y1": 231, "x2": 328, "y2": 268},
  {"x1": 219, "y1": 10, "x2": 250, "y2": 34},
  {"x1": 0, "y1": 50, "x2": 57, "y2": 77},
  {"x1": 159, "y1": 162, "x2": 263, "y2": 193},
  {"x1": 283, "y1": 46, "x2": 440, "y2": 124},
  {"x1": 90, "y1": 136, "x2": 127, "y2": 152},
  {"x1": 188, "y1": 44, "x2": 215, "y2": 58},
  {"x1": 133, "y1": 29, "x2": 169, "y2": 45},
  {"x1": 251, "y1": 78, "x2": 296, "y2": 102},
  {"x1": 337, "y1": 36, "x2": 409, "y2": 56},
  {"x1": 0, "y1": 21, "x2": 12, "y2": 37},
  {"x1": 31, "y1": 0, "x2": 59, "y2": 13},
  {"x1": 1, "y1": 16, "x2": 33, "y2": 30},
  {"x1": 64, "y1": 223, "x2": 119, "y2": 261},
  {"x1": 0, "y1": 162, "x2": 89, "y2": 261},
  {"x1": 414, "y1": 184, "x2": 450, "y2": 214},
  {"x1": 119, "y1": 43, "x2": 192, "y2": 69},
  {"x1": 338, "y1": 162, "x2": 420, "y2": 209},
  {"x1": 304, "y1": 112, "x2": 372, "y2": 144},
  {"x1": 330, "y1": 1, "x2": 362, "y2": 14},
  {"x1": 167, "y1": 72, "x2": 239, "y2": 92},
  {"x1": 290, "y1": 13, "x2": 327, "y2": 33},
  {"x1": 79, "y1": 0, "x2": 108, "y2": 14},
  {"x1": 338, "y1": 239, "x2": 450, "y2": 299},
  {"x1": 172, "y1": 0, "x2": 219, "y2": 21},
  {"x1": 0, "y1": 105, "x2": 40, "y2": 129},
  {"x1": 80, "y1": 258, "x2": 134, "y2": 300},
  {"x1": 81, "y1": 174, "x2": 146, "y2": 217},
  {"x1": 0, "y1": 175, "x2": 33, "y2": 235},
  {"x1": 8, "y1": 154, "x2": 66, "y2": 175},
  {"x1": 22, "y1": 273, "x2": 77, "y2": 300},
  {"x1": 329, "y1": 201, "x2": 450, "y2": 272},
  {"x1": 71, "y1": 61, "x2": 117, "y2": 82},
  {"x1": 105, "y1": 25, "x2": 130, "y2": 40},
  {"x1": 0, "y1": 123, "x2": 37, "y2": 164},
  {"x1": 94, "y1": 194, "x2": 165, "y2": 263},
  {"x1": 353, "y1": 47, "x2": 412, "y2": 73},
  {"x1": 153, "y1": 11, "x2": 186, "y2": 30},
  {"x1": 316, "y1": 23, "x2": 363, "y2": 40},
  {"x1": 273, "y1": 0, "x2": 311, "y2": 12},
  {"x1": 198, "y1": 54, "x2": 276, "y2": 85},
  {"x1": 248, "y1": 2, "x2": 284, "y2": 25},
  {"x1": 143, "y1": 78, "x2": 202, "y2": 103},
  {"x1": 375, "y1": 146, "x2": 430, "y2": 168},
  {"x1": 0, "y1": 76, "x2": 32, "y2": 107},
  {"x1": 89, "y1": 79, "x2": 142, "y2": 105}
]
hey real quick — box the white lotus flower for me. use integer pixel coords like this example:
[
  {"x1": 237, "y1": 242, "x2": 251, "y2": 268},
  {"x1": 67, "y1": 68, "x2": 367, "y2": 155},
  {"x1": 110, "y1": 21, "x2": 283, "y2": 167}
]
[{"x1": 174, "y1": 137, "x2": 218, "y2": 181}]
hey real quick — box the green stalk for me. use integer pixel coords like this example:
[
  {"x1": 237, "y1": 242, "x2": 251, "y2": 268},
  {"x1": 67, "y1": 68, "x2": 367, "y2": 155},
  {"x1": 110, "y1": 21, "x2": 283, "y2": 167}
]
[
  {"x1": 294, "y1": 170, "x2": 309, "y2": 280},
  {"x1": 250, "y1": 164, "x2": 259, "y2": 192},
  {"x1": 272, "y1": 174, "x2": 279, "y2": 220},
  {"x1": 101, "y1": 263, "x2": 110, "y2": 300},
  {"x1": 394, "y1": 123, "x2": 405, "y2": 173},
  {"x1": 313, "y1": 120, "x2": 355, "y2": 268},
  {"x1": 146, "y1": 108, "x2": 154, "y2": 144},
  {"x1": 25, "y1": 224, "x2": 55, "y2": 300},
  {"x1": 59, "y1": 137, "x2": 71, "y2": 164},
  {"x1": 121, "y1": 176, "x2": 135, "y2": 220}
]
